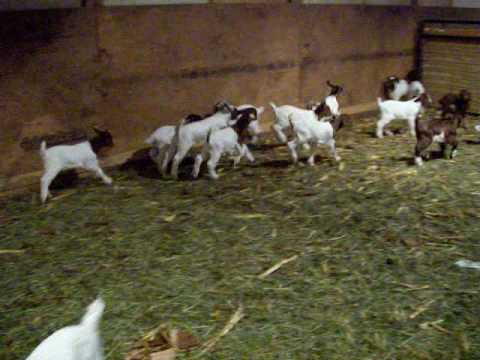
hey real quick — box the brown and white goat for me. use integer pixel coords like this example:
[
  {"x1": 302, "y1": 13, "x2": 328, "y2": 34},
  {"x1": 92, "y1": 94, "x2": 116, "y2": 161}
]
[
  {"x1": 438, "y1": 89, "x2": 471, "y2": 129},
  {"x1": 414, "y1": 112, "x2": 462, "y2": 166}
]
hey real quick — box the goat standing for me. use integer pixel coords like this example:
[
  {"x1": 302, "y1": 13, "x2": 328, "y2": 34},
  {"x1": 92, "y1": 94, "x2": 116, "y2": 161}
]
[{"x1": 39, "y1": 127, "x2": 113, "y2": 203}]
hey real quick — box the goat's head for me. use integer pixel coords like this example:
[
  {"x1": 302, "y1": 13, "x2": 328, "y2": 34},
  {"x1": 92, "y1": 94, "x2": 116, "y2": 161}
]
[
  {"x1": 91, "y1": 127, "x2": 114, "y2": 155},
  {"x1": 185, "y1": 114, "x2": 204, "y2": 124},
  {"x1": 92, "y1": 127, "x2": 114, "y2": 147},
  {"x1": 414, "y1": 93, "x2": 432, "y2": 108},
  {"x1": 458, "y1": 90, "x2": 472, "y2": 116},
  {"x1": 213, "y1": 100, "x2": 235, "y2": 114},
  {"x1": 326, "y1": 80, "x2": 343, "y2": 96},
  {"x1": 459, "y1": 89, "x2": 471, "y2": 102},
  {"x1": 383, "y1": 76, "x2": 400, "y2": 98},
  {"x1": 405, "y1": 69, "x2": 419, "y2": 83},
  {"x1": 231, "y1": 106, "x2": 264, "y2": 142}
]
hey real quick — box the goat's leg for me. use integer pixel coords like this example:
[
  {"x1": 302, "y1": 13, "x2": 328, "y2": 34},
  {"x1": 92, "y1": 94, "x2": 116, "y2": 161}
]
[
  {"x1": 231, "y1": 144, "x2": 243, "y2": 169},
  {"x1": 407, "y1": 116, "x2": 416, "y2": 137},
  {"x1": 449, "y1": 138, "x2": 458, "y2": 159},
  {"x1": 161, "y1": 144, "x2": 176, "y2": 176},
  {"x1": 193, "y1": 146, "x2": 208, "y2": 178},
  {"x1": 287, "y1": 139, "x2": 299, "y2": 164},
  {"x1": 414, "y1": 138, "x2": 431, "y2": 166},
  {"x1": 170, "y1": 145, "x2": 190, "y2": 180},
  {"x1": 84, "y1": 160, "x2": 112, "y2": 185},
  {"x1": 328, "y1": 139, "x2": 341, "y2": 161},
  {"x1": 151, "y1": 146, "x2": 166, "y2": 173},
  {"x1": 241, "y1": 144, "x2": 255, "y2": 163},
  {"x1": 439, "y1": 143, "x2": 446, "y2": 158},
  {"x1": 272, "y1": 123, "x2": 287, "y2": 144},
  {"x1": 376, "y1": 118, "x2": 390, "y2": 138},
  {"x1": 40, "y1": 167, "x2": 62, "y2": 203},
  {"x1": 207, "y1": 150, "x2": 222, "y2": 180}
]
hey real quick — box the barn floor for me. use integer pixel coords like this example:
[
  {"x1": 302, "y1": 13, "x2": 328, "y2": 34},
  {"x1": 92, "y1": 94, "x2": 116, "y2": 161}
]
[{"x1": 2, "y1": 116, "x2": 480, "y2": 360}]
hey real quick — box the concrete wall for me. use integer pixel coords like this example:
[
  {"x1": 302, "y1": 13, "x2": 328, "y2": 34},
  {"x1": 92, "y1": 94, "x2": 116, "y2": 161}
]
[{"x1": 0, "y1": 4, "x2": 418, "y2": 184}]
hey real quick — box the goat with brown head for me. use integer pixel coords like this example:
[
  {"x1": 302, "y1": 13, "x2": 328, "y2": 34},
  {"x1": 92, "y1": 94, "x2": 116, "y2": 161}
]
[
  {"x1": 414, "y1": 111, "x2": 463, "y2": 166},
  {"x1": 90, "y1": 127, "x2": 114, "y2": 156}
]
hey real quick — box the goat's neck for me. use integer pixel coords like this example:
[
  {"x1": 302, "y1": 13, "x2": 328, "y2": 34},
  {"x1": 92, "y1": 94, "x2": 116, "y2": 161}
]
[{"x1": 232, "y1": 123, "x2": 250, "y2": 144}]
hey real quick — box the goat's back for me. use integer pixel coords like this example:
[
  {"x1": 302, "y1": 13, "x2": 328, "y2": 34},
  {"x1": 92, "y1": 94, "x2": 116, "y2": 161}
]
[
  {"x1": 42, "y1": 142, "x2": 96, "y2": 167},
  {"x1": 145, "y1": 126, "x2": 175, "y2": 145}
]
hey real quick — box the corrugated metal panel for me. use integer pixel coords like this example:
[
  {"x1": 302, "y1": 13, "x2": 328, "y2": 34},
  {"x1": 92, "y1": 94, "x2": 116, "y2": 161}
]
[{"x1": 421, "y1": 22, "x2": 480, "y2": 114}]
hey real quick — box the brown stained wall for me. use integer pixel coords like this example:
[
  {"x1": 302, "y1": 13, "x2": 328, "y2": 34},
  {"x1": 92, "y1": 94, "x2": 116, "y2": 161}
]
[{"x1": 0, "y1": 4, "x2": 418, "y2": 182}]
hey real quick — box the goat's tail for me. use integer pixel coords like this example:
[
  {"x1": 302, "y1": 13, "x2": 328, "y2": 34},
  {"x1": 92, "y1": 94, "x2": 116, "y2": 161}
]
[
  {"x1": 169, "y1": 118, "x2": 186, "y2": 153},
  {"x1": 80, "y1": 297, "x2": 105, "y2": 330},
  {"x1": 39, "y1": 141, "x2": 47, "y2": 160}
]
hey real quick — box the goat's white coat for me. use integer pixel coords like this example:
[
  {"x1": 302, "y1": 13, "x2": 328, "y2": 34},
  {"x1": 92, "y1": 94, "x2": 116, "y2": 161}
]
[
  {"x1": 40, "y1": 141, "x2": 112, "y2": 203},
  {"x1": 270, "y1": 100, "x2": 340, "y2": 145},
  {"x1": 26, "y1": 298, "x2": 105, "y2": 360},
  {"x1": 376, "y1": 97, "x2": 424, "y2": 138},
  {"x1": 145, "y1": 125, "x2": 177, "y2": 174},
  {"x1": 167, "y1": 105, "x2": 263, "y2": 179},
  {"x1": 192, "y1": 115, "x2": 262, "y2": 180},
  {"x1": 287, "y1": 113, "x2": 340, "y2": 165}
]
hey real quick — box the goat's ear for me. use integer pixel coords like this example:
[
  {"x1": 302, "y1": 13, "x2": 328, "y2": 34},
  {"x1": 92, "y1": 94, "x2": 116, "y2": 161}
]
[
  {"x1": 93, "y1": 126, "x2": 104, "y2": 134},
  {"x1": 257, "y1": 106, "x2": 264, "y2": 115}
]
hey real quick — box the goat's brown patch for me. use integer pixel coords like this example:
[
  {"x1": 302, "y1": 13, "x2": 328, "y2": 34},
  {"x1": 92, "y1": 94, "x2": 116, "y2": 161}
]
[{"x1": 382, "y1": 76, "x2": 400, "y2": 99}]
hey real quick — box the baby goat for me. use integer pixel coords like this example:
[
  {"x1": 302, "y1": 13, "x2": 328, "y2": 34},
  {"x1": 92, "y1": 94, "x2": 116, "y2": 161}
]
[
  {"x1": 167, "y1": 104, "x2": 263, "y2": 179},
  {"x1": 40, "y1": 127, "x2": 113, "y2": 203},
  {"x1": 287, "y1": 113, "x2": 344, "y2": 166},
  {"x1": 414, "y1": 112, "x2": 463, "y2": 166},
  {"x1": 26, "y1": 298, "x2": 105, "y2": 360},
  {"x1": 376, "y1": 93, "x2": 430, "y2": 138},
  {"x1": 145, "y1": 102, "x2": 233, "y2": 174},
  {"x1": 438, "y1": 89, "x2": 471, "y2": 128},
  {"x1": 272, "y1": 81, "x2": 342, "y2": 144},
  {"x1": 382, "y1": 75, "x2": 426, "y2": 101},
  {"x1": 192, "y1": 107, "x2": 263, "y2": 180},
  {"x1": 146, "y1": 114, "x2": 206, "y2": 174}
]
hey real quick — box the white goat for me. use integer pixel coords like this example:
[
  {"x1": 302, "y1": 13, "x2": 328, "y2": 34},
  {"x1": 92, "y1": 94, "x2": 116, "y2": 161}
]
[
  {"x1": 192, "y1": 107, "x2": 264, "y2": 180},
  {"x1": 39, "y1": 128, "x2": 113, "y2": 203},
  {"x1": 166, "y1": 104, "x2": 262, "y2": 179},
  {"x1": 145, "y1": 114, "x2": 204, "y2": 175},
  {"x1": 287, "y1": 114, "x2": 344, "y2": 166},
  {"x1": 270, "y1": 103, "x2": 329, "y2": 146},
  {"x1": 271, "y1": 81, "x2": 342, "y2": 144},
  {"x1": 376, "y1": 94, "x2": 430, "y2": 138},
  {"x1": 26, "y1": 298, "x2": 105, "y2": 360}
]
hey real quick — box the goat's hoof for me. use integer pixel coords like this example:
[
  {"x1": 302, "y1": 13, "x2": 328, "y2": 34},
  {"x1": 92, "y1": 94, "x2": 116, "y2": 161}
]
[{"x1": 414, "y1": 157, "x2": 424, "y2": 166}]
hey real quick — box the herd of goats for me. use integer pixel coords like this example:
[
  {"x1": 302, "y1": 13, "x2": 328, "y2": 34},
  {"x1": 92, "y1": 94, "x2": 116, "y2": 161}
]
[
  {"x1": 38, "y1": 73, "x2": 475, "y2": 203},
  {"x1": 25, "y1": 74, "x2": 475, "y2": 358}
]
